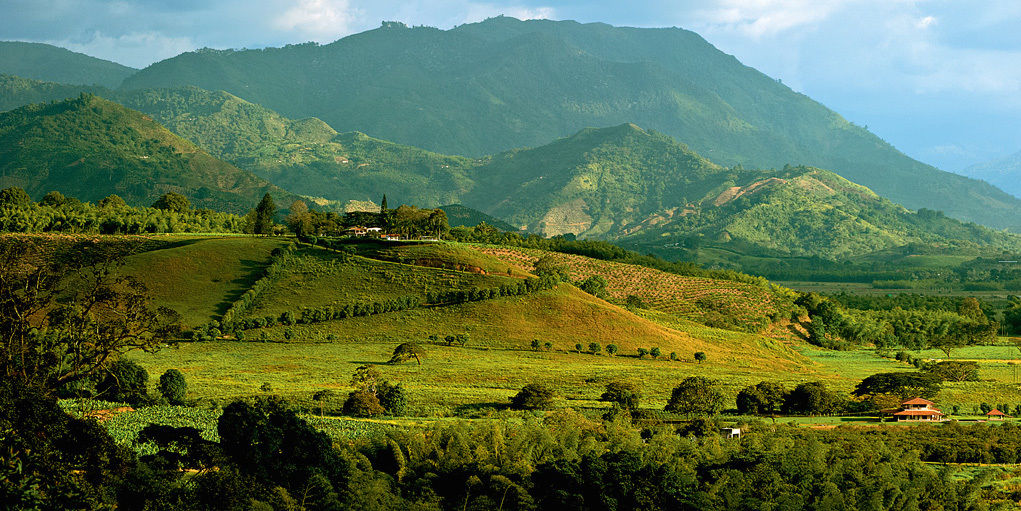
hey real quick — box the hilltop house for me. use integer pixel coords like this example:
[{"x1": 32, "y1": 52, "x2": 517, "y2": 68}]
[{"x1": 892, "y1": 397, "x2": 945, "y2": 422}]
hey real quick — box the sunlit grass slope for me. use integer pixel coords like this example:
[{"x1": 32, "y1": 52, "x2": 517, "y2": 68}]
[{"x1": 120, "y1": 236, "x2": 287, "y2": 327}]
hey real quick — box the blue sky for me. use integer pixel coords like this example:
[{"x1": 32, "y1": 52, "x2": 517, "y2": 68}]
[{"x1": 2, "y1": 0, "x2": 1020, "y2": 172}]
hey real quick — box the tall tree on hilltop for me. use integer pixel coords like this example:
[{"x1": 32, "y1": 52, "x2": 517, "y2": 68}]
[{"x1": 254, "y1": 193, "x2": 275, "y2": 235}]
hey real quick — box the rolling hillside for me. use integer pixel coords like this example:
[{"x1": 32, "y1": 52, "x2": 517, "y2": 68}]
[
  {"x1": 0, "y1": 41, "x2": 135, "y2": 87},
  {"x1": 0, "y1": 94, "x2": 296, "y2": 212},
  {"x1": 116, "y1": 17, "x2": 1021, "y2": 230},
  {"x1": 962, "y1": 151, "x2": 1021, "y2": 199}
]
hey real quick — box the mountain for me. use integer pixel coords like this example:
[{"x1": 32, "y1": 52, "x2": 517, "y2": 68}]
[
  {"x1": 466, "y1": 123, "x2": 722, "y2": 237},
  {"x1": 118, "y1": 17, "x2": 1021, "y2": 231},
  {"x1": 438, "y1": 204, "x2": 517, "y2": 231},
  {"x1": 961, "y1": 151, "x2": 1021, "y2": 199},
  {"x1": 0, "y1": 42, "x2": 136, "y2": 88},
  {"x1": 619, "y1": 166, "x2": 1021, "y2": 259},
  {"x1": 0, "y1": 74, "x2": 109, "y2": 111},
  {"x1": 0, "y1": 94, "x2": 295, "y2": 212}
]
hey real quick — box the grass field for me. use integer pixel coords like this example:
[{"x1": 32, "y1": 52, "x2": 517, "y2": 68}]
[{"x1": 120, "y1": 236, "x2": 287, "y2": 327}]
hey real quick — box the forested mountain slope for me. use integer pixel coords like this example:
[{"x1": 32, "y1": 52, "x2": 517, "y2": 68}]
[
  {"x1": 116, "y1": 17, "x2": 1021, "y2": 230},
  {"x1": 0, "y1": 94, "x2": 294, "y2": 212},
  {"x1": 0, "y1": 41, "x2": 135, "y2": 87}
]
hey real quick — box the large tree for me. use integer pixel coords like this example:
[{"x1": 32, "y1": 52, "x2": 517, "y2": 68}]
[
  {"x1": 253, "y1": 193, "x2": 276, "y2": 235},
  {"x1": 665, "y1": 376, "x2": 724, "y2": 416},
  {"x1": 0, "y1": 237, "x2": 181, "y2": 394}
]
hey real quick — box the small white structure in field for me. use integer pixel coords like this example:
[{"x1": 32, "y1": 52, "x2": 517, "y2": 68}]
[{"x1": 720, "y1": 427, "x2": 741, "y2": 439}]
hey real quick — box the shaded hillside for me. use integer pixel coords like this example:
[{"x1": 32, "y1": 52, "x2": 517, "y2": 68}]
[
  {"x1": 0, "y1": 74, "x2": 108, "y2": 111},
  {"x1": 438, "y1": 204, "x2": 517, "y2": 231},
  {"x1": 115, "y1": 87, "x2": 476, "y2": 208},
  {"x1": 466, "y1": 123, "x2": 723, "y2": 237},
  {"x1": 0, "y1": 41, "x2": 135, "y2": 87},
  {"x1": 622, "y1": 166, "x2": 1021, "y2": 259},
  {"x1": 0, "y1": 94, "x2": 295, "y2": 212},
  {"x1": 962, "y1": 151, "x2": 1021, "y2": 199},
  {"x1": 118, "y1": 17, "x2": 1021, "y2": 230}
]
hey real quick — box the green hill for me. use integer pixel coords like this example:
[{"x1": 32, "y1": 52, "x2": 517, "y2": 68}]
[
  {"x1": 0, "y1": 74, "x2": 109, "y2": 111},
  {"x1": 962, "y1": 151, "x2": 1021, "y2": 199},
  {"x1": 0, "y1": 94, "x2": 296, "y2": 212},
  {"x1": 118, "y1": 17, "x2": 1021, "y2": 230},
  {"x1": 438, "y1": 204, "x2": 517, "y2": 231},
  {"x1": 621, "y1": 166, "x2": 1021, "y2": 259},
  {"x1": 0, "y1": 41, "x2": 135, "y2": 88}
]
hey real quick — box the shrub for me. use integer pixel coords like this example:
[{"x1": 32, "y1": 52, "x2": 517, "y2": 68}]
[
  {"x1": 543, "y1": 342, "x2": 553, "y2": 351},
  {"x1": 650, "y1": 347, "x2": 661, "y2": 359},
  {"x1": 260, "y1": 382, "x2": 273, "y2": 392},
  {"x1": 343, "y1": 390, "x2": 385, "y2": 417},
  {"x1": 589, "y1": 342, "x2": 602, "y2": 355},
  {"x1": 158, "y1": 369, "x2": 187, "y2": 405},
  {"x1": 694, "y1": 352, "x2": 707, "y2": 364},
  {"x1": 510, "y1": 383, "x2": 557, "y2": 410},
  {"x1": 669, "y1": 352, "x2": 678, "y2": 361},
  {"x1": 606, "y1": 344, "x2": 618, "y2": 356},
  {"x1": 530, "y1": 339, "x2": 541, "y2": 351},
  {"x1": 637, "y1": 348, "x2": 649, "y2": 359}
]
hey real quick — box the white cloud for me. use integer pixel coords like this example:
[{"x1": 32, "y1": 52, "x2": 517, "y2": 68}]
[
  {"x1": 273, "y1": 0, "x2": 362, "y2": 42},
  {"x1": 49, "y1": 31, "x2": 197, "y2": 69},
  {"x1": 916, "y1": 15, "x2": 936, "y2": 29},
  {"x1": 690, "y1": 0, "x2": 859, "y2": 38}
]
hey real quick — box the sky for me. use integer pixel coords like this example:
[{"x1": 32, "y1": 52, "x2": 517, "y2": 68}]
[{"x1": 1, "y1": 0, "x2": 1019, "y2": 172}]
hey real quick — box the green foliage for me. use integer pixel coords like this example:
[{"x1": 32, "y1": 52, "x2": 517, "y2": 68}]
[
  {"x1": 151, "y1": 192, "x2": 190, "y2": 212},
  {"x1": 389, "y1": 343, "x2": 424, "y2": 365},
  {"x1": 637, "y1": 348, "x2": 649, "y2": 359},
  {"x1": 588, "y1": 342, "x2": 601, "y2": 355},
  {"x1": 157, "y1": 369, "x2": 187, "y2": 405},
  {"x1": 665, "y1": 376, "x2": 723, "y2": 416},
  {"x1": 854, "y1": 372, "x2": 942, "y2": 400},
  {"x1": 377, "y1": 381, "x2": 407, "y2": 416},
  {"x1": 649, "y1": 347, "x2": 661, "y2": 359},
  {"x1": 510, "y1": 383, "x2": 556, "y2": 410},
  {"x1": 599, "y1": 381, "x2": 641, "y2": 410},
  {"x1": 784, "y1": 381, "x2": 839, "y2": 415},
  {"x1": 97, "y1": 360, "x2": 150, "y2": 405},
  {"x1": 342, "y1": 390, "x2": 385, "y2": 417},
  {"x1": 577, "y1": 274, "x2": 608, "y2": 299},
  {"x1": 694, "y1": 351, "x2": 706, "y2": 364},
  {"x1": 925, "y1": 361, "x2": 980, "y2": 382},
  {"x1": 0, "y1": 42, "x2": 135, "y2": 87},
  {"x1": 606, "y1": 344, "x2": 618, "y2": 356},
  {"x1": 736, "y1": 381, "x2": 787, "y2": 415}
]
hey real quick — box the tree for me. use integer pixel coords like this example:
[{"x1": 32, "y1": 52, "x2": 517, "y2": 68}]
[
  {"x1": 694, "y1": 352, "x2": 707, "y2": 364},
  {"x1": 98, "y1": 194, "x2": 127, "y2": 208},
  {"x1": 854, "y1": 372, "x2": 942, "y2": 399},
  {"x1": 510, "y1": 383, "x2": 556, "y2": 410},
  {"x1": 589, "y1": 342, "x2": 602, "y2": 355},
  {"x1": 343, "y1": 390, "x2": 385, "y2": 417},
  {"x1": 665, "y1": 376, "x2": 724, "y2": 416},
  {"x1": 606, "y1": 344, "x2": 618, "y2": 356},
  {"x1": 96, "y1": 359, "x2": 149, "y2": 405},
  {"x1": 650, "y1": 347, "x2": 661, "y2": 359},
  {"x1": 389, "y1": 343, "x2": 424, "y2": 365},
  {"x1": 578, "y1": 275, "x2": 608, "y2": 299},
  {"x1": 784, "y1": 381, "x2": 837, "y2": 415},
  {"x1": 152, "y1": 192, "x2": 190, "y2": 212},
  {"x1": 925, "y1": 361, "x2": 980, "y2": 382},
  {"x1": 286, "y1": 200, "x2": 312, "y2": 236},
  {"x1": 380, "y1": 194, "x2": 388, "y2": 214},
  {"x1": 637, "y1": 348, "x2": 649, "y2": 359},
  {"x1": 530, "y1": 339, "x2": 541, "y2": 351},
  {"x1": 378, "y1": 381, "x2": 407, "y2": 415},
  {"x1": 0, "y1": 238, "x2": 181, "y2": 394},
  {"x1": 158, "y1": 369, "x2": 187, "y2": 405},
  {"x1": 600, "y1": 382, "x2": 641, "y2": 410},
  {"x1": 736, "y1": 382, "x2": 787, "y2": 415},
  {"x1": 253, "y1": 193, "x2": 276, "y2": 235},
  {"x1": 0, "y1": 186, "x2": 31, "y2": 207},
  {"x1": 312, "y1": 389, "x2": 335, "y2": 416},
  {"x1": 40, "y1": 190, "x2": 67, "y2": 207}
]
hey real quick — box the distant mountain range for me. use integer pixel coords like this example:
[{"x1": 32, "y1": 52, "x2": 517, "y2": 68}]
[
  {"x1": 0, "y1": 94, "x2": 294, "y2": 212},
  {"x1": 961, "y1": 151, "x2": 1021, "y2": 199},
  {"x1": 0, "y1": 41, "x2": 135, "y2": 88},
  {"x1": 105, "y1": 17, "x2": 1021, "y2": 231},
  {"x1": 2, "y1": 18, "x2": 1021, "y2": 260}
]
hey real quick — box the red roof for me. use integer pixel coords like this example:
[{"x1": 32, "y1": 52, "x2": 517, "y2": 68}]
[
  {"x1": 901, "y1": 397, "x2": 936, "y2": 406},
  {"x1": 893, "y1": 409, "x2": 944, "y2": 416},
  {"x1": 987, "y1": 409, "x2": 1007, "y2": 416}
]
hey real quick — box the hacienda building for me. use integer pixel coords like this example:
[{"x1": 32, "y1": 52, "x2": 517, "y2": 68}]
[{"x1": 892, "y1": 397, "x2": 945, "y2": 422}]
